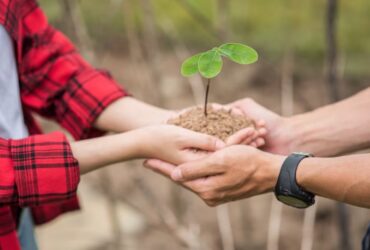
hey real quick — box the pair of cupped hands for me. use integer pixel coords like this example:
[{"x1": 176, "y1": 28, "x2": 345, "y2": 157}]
[{"x1": 140, "y1": 98, "x2": 288, "y2": 206}]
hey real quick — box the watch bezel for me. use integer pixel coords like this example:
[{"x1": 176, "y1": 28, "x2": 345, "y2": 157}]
[{"x1": 276, "y1": 193, "x2": 312, "y2": 209}]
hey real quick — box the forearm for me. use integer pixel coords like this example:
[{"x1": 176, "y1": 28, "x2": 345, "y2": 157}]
[
  {"x1": 94, "y1": 97, "x2": 174, "y2": 132},
  {"x1": 287, "y1": 87, "x2": 370, "y2": 156},
  {"x1": 70, "y1": 131, "x2": 144, "y2": 174},
  {"x1": 296, "y1": 154, "x2": 370, "y2": 208}
]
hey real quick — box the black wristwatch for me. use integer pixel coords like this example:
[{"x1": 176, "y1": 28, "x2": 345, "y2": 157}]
[{"x1": 274, "y1": 152, "x2": 315, "y2": 208}]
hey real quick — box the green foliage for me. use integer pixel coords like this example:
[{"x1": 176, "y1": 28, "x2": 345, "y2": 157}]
[
  {"x1": 219, "y1": 43, "x2": 258, "y2": 64},
  {"x1": 198, "y1": 49, "x2": 223, "y2": 78},
  {"x1": 181, "y1": 43, "x2": 258, "y2": 79},
  {"x1": 181, "y1": 53, "x2": 202, "y2": 77},
  {"x1": 39, "y1": 0, "x2": 370, "y2": 77}
]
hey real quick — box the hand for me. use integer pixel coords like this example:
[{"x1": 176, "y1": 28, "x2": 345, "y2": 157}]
[
  {"x1": 228, "y1": 98, "x2": 293, "y2": 154},
  {"x1": 137, "y1": 125, "x2": 225, "y2": 165},
  {"x1": 144, "y1": 145, "x2": 285, "y2": 206},
  {"x1": 171, "y1": 104, "x2": 268, "y2": 148}
]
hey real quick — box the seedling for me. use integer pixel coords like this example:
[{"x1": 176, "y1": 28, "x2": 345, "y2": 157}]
[{"x1": 181, "y1": 43, "x2": 258, "y2": 116}]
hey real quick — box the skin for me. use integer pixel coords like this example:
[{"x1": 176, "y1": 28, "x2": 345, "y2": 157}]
[
  {"x1": 144, "y1": 87, "x2": 370, "y2": 208},
  {"x1": 71, "y1": 125, "x2": 225, "y2": 175},
  {"x1": 69, "y1": 97, "x2": 266, "y2": 175}
]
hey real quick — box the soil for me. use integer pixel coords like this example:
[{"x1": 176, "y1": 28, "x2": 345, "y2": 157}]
[{"x1": 168, "y1": 106, "x2": 255, "y2": 141}]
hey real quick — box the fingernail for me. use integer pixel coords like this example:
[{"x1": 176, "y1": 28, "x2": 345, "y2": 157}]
[
  {"x1": 216, "y1": 140, "x2": 226, "y2": 149},
  {"x1": 171, "y1": 169, "x2": 183, "y2": 181}
]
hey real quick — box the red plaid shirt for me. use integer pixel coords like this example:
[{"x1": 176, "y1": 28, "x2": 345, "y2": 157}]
[{"x1": 0, "y1": 0, "x2": 128, "y2": 249}]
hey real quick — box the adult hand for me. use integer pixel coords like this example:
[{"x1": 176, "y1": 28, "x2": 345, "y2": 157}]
[
  {"x1": 137, "y1": 125, "x2": 225, "y2": 165},
  {"x1": 227, "y1": 98, "x2": 293, "y2": 154},
  {"x1": 144, "y1": 145, "x2": 285, "y2": 206}
]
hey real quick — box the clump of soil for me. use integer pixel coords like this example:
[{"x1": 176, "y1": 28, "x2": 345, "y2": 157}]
[{"x1": 168, "y1": 106, "x2": 254, "y2": 141}]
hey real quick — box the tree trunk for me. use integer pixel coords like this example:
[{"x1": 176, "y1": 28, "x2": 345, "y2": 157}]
[
  {"x1": 60, "y1": 0, "x2": 95, "y2": 62},
  {"x1": 138, "y1": 0, "x2": 164, "y2": 106},
  {"x1": 326, "y1": 1, "x2": 351, "y2": 249},
  {"x1": 215, "y1": 0, "x2": 230, "y2": 41},
  {"x1": 267, "y1": 50, "x2": 294, "y2": 250},
  {"x1": 326, "y1": 0, "x2": 340, "y2": 101}
]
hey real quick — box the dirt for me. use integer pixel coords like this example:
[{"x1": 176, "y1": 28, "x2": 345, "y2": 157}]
[{"x1": 168, "y1": 106, "x2": 255, "y2": 141}]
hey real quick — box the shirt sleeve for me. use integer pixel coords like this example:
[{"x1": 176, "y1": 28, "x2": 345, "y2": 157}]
[
  {"x1": 19, "y1": 6, "x2": 129, "y2": 140},
  {"x1": 0, "y1": 132, "x2": 80, "y2": 207}
]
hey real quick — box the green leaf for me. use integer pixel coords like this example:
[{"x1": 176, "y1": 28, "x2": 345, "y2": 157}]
[
  {"x1": 181, "y1": 53, "x2": 202, "y2": 77},
  {"x1": 219, "y1": 43, "x2": 258, "y2": 64},
  {"x1": 198, "y1": 49, "x2": 223, "y2": 78}
]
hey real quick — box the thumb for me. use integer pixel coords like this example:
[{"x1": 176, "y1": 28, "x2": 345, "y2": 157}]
[{"x1": 172, "y1": 157, "x2": 224, "y2": 181}]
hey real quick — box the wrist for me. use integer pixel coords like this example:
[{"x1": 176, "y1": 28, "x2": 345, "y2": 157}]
[
  {"x1": 128, "y1": 127, "x2": 158, "y2": 159},
  {"x1": 286, "y1": 111, "x2": 330, "y2": 156},
  {"x1": 268, "y1": 116, "x2": 296, "y2": 154},
  {"x1": 111, "y1": 130, "x2": 148, "y2": 160},
  {"x1": 260, "y1": 152, "x2": 285, "y2": 193},
  {"x1": 267, "y1": 155, "x2": 286, "y2": 192},
  {"x1": 295, "y1": 157, "x2": 316, "y2": 191},
  {"x1": 283, "y1": 115, "x2": 309, "y2": 153}
]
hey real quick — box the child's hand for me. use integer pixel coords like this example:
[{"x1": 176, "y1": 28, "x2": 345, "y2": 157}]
[
  {"x1": 137, "y1": 125, "x2": 225, "y2": 165},
  {"x1": 225, "y1": 121, "x2": 267, "y2": 147},
  {"x1": 210, "y1": 103, "x2": 267, "y2": 147}
]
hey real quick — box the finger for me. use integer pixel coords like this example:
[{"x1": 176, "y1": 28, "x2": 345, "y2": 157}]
[
  {"x1": 183, "y1": 131, "x2": 225, "y2": 151},
  {"x1": 143, "y1": 159, "x2": 176, "y2": 178},
  {"x1": 172, "y1": 178, "x2": 208, "y2": 196},
  {"x1": 171, "y1": 158, "x2": 224, "y2": 182},
  {"x1": 238, "y1": 131, "x2": 257, "y2": 146},
  {"x1": 258, "y1": 127, "x2": 268, "y2": 136},
  {"x1": 144, "y1": 159, "x2": 210, "y2": 196},
  {"x1": 181, "y1": 149, "x2": 211, "y2": 162},
  {"x1": 226, "y1": 127, "x2": 254, "y2": 146},
  {"x1": 210, "y1": 103, "x2": 226, "y2": 111},
  {"x1": 230, "y1": 107, "x2": 244, "y2": 116},
  {"x1": 256, "y1": 119, "x2": 266, "y2": 128},
  {"x1": 255, "y1": 138, "x2": 266, "y2": 148},
  {"x1": 182, "y1": 175, "x2": 244, "y2": 205},
  {"x1": 250, "y1": 128, "x2": 264, "y2": 142}
]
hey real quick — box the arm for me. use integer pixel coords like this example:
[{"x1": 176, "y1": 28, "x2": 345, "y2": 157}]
[
  {"x1": 230, "y1": 87, "x2": 370, "y2": 156},
  {"x1": 72, "y1": 125, "x2": 224, "y2": 174},
  {"x1": 0, "y1": 125, "x2": 222, "y2": 206},
  {"x1": 19, "y1": 6, "x2": 172, "y2": 139},
  {"x1": 297, "y1": 154, "x2": 370, "y2": 207},
  {"x1": 287, "y1": 88, "x2": 370, "y2": 156},
  {"x1": 94, "y1": 97, "x2": 174, "y2": 132},
  {"x1": 145, "y1": 146, "x2": 370, "y2": 208}
]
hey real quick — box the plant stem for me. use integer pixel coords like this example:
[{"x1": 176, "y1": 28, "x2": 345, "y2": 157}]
[{"x1": 204, "y1": 78, "x2": 211, "y2": 116}]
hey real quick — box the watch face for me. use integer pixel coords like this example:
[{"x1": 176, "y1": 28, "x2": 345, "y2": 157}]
[{"x1": 277, "y1": 195, "x2": 309, "y2": 208}]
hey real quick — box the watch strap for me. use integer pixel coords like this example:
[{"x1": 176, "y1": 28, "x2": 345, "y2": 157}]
[{"x1": 275, "y1": 153, "x2": 315, "y2": 208}]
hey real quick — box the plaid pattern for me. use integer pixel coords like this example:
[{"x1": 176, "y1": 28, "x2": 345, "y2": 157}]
[{"x1": 0, "y1": 0, "x2": 128, "y2": 249}]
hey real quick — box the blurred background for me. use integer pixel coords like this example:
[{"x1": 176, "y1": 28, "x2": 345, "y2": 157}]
[{"x1": 35, "y1": 0, "x2": 370, "y2": 249}]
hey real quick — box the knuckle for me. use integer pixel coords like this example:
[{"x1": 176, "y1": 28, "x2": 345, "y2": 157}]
[
  {"x1": 243, "y1": 98, "x2": 255, "y2": 105},
  {"x1": 216, "y1": 151, "x2": 231, "y2": 166},
  {"x1": 205, "y1": 136, "x2": 217, "y2": 148},
  {"x1": 200, "y1": 191, "x2": 216, "y2": 201},
  {"x1": 205, "y1": 200, "x2": 218, "y2": 207}
]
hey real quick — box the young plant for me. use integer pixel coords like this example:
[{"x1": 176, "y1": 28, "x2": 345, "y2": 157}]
[{"x1": 181, "y1": 43, "x2": 259, "y2": 116}]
